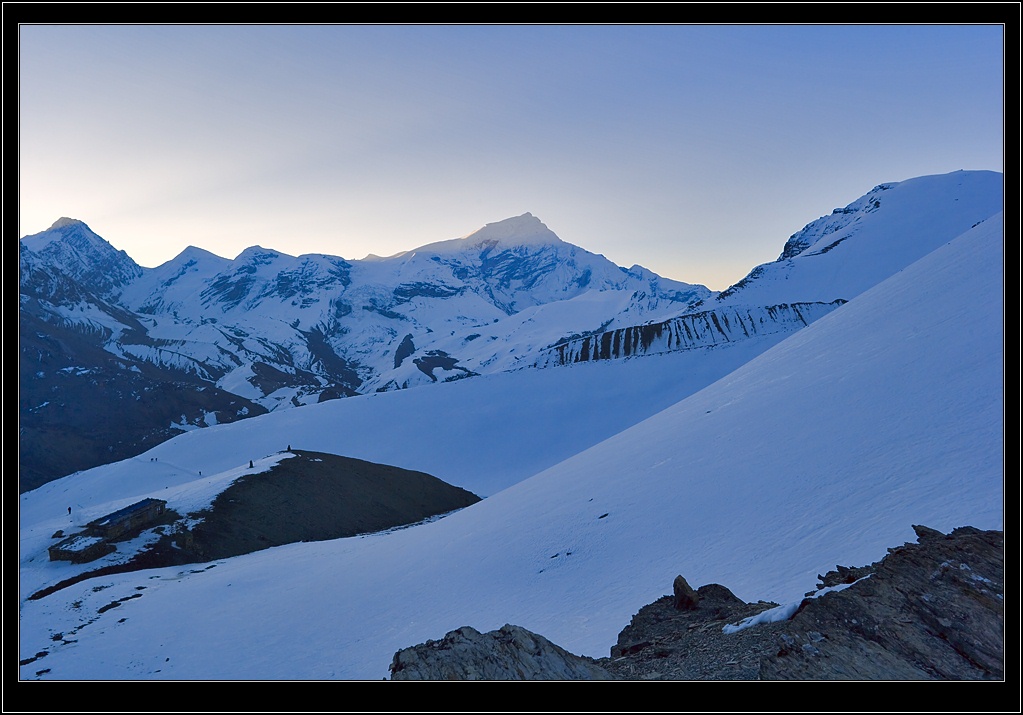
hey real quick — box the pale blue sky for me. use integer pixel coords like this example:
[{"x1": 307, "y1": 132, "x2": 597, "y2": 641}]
[{"x1": 19, "y1": 24, "x2": 1004, "y2": 290}]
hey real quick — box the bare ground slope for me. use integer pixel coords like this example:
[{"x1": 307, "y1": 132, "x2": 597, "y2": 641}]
[{"x1": 183, "y1": 449, "x2": 481, "y2": 561}]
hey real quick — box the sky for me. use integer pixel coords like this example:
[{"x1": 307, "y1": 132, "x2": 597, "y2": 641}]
[
  {"x1": 18, "y1": 23, "x2": 1005, "y2": 290},
  {"x1": 18, "y1": 208, "x2": 1004, "y2": 681}
]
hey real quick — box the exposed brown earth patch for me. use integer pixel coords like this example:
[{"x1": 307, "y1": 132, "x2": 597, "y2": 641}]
[{"x1": 180, "y1": 449, "x2": 481, "y2": 561}]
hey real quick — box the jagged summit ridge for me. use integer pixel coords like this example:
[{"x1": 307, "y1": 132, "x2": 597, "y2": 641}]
[
  {"x1": 776, "y1": 182, "x2": 898, "y2": 262},
  {"x1": 24, "y1": 216, "x2": 105, "y2": 251}
]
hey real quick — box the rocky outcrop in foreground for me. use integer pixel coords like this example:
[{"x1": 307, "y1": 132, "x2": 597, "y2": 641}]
[
  {"x1": 389, "y1": 624, "x2": 614, "y2": 680},
  {"x1": 389, "y1": 525, "x2": 1003, "y2": 680}
]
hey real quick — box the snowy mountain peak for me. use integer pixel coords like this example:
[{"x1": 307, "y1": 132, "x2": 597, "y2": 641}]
[
  {"x1": 21, "y1": 217, "x2": 143, "y2": 298},
  {"x1": 24, "y1": 217, "x2": 105, "y2": 251},
  {"x1": 234, "y1": 245, "x2": 284, "y2": 262},
  {"x1": 50, "y1": 217, "x2": 86, "y2": 230},
  {"x1": 173, "y1": 245, "x2": 225, "y2": 263},
  {"x1": 462, "y1": 212, "x2": 562, "y2": 248},
  {"x1": 403, "y1": 213, "x2": 563, "y2": 258}
]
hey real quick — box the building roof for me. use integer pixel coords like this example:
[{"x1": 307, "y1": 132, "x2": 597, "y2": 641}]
[{"x1": 89, "y1": 497, "x2": 167, "y2": 528}]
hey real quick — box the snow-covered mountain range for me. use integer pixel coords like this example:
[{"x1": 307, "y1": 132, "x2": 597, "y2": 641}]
[
  {"x1": 19, "y1": 212, "x2": 711, "y2": 490},
  {"x1": 17, "y1": 168, "x2": 1004, "y2": 680},
  {"x1": 26, "y1": 210, "x2": 710, "y2": 400},
  {"x1": 19, "y1": 170, "x2": 1003, "y2": 494}
]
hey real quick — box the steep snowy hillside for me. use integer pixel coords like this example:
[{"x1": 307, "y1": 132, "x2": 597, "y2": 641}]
[
  {"x1": 532, "y1": 300, "x2": 845, "y2": 367},
  {"x1": 711, "y1": 169, "x2": 1002, "y2": 308},
  {"x1": 19, "y1": 324, "x2": 795, "y2": 511},
  {"x1": 18, "y1": 213, "x2": 1002, "y2": 680}
]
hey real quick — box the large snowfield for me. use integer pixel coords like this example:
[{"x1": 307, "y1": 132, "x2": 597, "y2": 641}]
[{"x1": 17, "y1": 211, "x2": 1003, "y2": 681}]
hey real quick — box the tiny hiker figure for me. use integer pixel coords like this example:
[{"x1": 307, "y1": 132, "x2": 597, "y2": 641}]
[
  {"x1": 67, "y1": 506, "x2": 72, "y2": 516},
  {"x1": 249, "y1": 460, "x2": 254, "y2": 468}
]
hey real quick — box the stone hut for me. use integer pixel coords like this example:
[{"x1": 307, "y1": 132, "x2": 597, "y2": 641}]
[
  {"x1": 48, "y1": 533, "x2": 115, "y2": 563},
  {"x1": 47, "y1": 498, "x2": 169, "y2": 564}
]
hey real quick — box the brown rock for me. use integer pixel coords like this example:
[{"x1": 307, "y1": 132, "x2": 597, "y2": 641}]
[{"x1": 672, "y1": 574, "x2": 700, "y2": 610}]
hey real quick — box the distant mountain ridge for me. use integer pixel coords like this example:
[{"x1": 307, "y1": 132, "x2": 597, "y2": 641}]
[
  {"x1": 19, "y1": 212, "x2": 710, "y2": 489},
  {"x1": 110, "y1": 212, "x2": 711, "y2": 389},
  {"x1": 18, "y1": 170, "x2": 1003, "y2": 490}
]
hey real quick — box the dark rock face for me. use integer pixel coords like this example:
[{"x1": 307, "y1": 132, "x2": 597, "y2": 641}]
[
  {"x1": 389, "y1": 624, "x2": 614, "y2": 681},
  {"x1": 388, "y1": 526, "x2": 1003, "y2": 681},
  {"x1": 18, "y1": 303, "x2": 268, "y2": 492},
  {"x1": 760, "y1": 525, "x2": 1003, "y2": 680},
  {"x1": 537, "y1": 301, "x2": 845, "y2": 367},
  {"x1": 604, "y1": 584, "x2": 781, "y2": 680}
]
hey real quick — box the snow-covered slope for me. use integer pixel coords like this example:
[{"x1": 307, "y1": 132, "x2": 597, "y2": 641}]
[
  {"x1": 711, "y1": 169, "x2": 1002, "y2": 308},
  {"x1": 20, "y1": 323, "x2": 794, "y2": 512},
  {"x1": 19, "y1": 212, "x2": 1003, "y2": 680}
]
